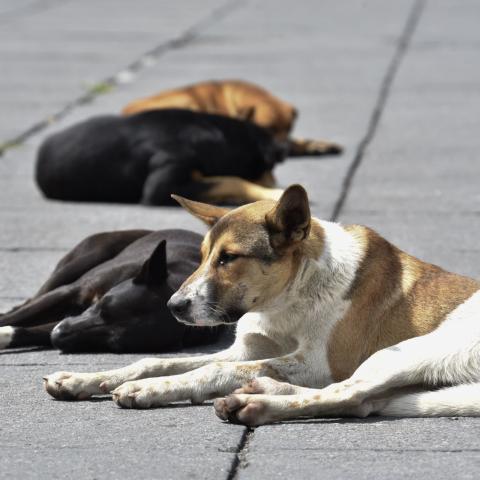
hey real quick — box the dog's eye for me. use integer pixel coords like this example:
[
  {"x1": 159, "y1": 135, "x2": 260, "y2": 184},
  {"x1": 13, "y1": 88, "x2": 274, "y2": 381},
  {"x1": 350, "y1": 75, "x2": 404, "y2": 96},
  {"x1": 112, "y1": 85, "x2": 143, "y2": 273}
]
[{"x1": 218, "y1": 252, "x2": 239, "y2": 266}]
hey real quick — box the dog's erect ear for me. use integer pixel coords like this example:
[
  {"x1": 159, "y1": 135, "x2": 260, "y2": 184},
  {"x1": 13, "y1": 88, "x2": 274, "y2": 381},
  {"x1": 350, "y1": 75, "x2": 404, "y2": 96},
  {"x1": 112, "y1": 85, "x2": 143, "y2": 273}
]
[
  {"x1": 171, "y1": 194, "x2": 230, "y2": 227},
  {"x1": 134, "y1": 240, "x2": 167, "y2": 286},
  {"x1": 265, "y1": 184, "x2": 311, "y2": 250},
  {"x1": 239, "y1": 106, "x2": 256, "y2": 122}
]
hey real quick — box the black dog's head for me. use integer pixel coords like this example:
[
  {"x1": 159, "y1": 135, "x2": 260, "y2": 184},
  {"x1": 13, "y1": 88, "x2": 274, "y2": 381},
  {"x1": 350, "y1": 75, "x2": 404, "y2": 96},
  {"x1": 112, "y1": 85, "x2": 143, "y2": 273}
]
[{"x1": 51, "y1": 240, "x2": 185, "y2": 352}]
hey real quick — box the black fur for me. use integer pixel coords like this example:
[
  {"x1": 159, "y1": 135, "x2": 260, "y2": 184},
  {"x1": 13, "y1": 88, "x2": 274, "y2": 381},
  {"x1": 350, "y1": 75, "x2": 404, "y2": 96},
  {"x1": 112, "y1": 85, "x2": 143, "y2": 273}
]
[
  {"x1": 35, "y1": 109, "x2": 286, "y2": 205},
  {"x1": 0, "y1": 229, "x2": 223, "y2": 352}
]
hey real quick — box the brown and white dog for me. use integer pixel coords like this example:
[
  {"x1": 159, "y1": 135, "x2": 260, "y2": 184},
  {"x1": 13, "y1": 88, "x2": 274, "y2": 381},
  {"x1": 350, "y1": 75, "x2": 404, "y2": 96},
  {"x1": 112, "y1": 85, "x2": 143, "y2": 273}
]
[
  {"x1": 43, "y1": 185, "x2": 480, "y2": 425},
  {"x1": 122, "y1": 79, "x2": 342, "y2": 157}
]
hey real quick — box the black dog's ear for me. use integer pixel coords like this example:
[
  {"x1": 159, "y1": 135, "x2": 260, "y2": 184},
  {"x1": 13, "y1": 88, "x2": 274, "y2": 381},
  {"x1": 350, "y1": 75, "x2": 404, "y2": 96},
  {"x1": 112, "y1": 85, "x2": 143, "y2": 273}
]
[
  {"x1": 239, "y1": 106, "x2": 256, "y2": 122},
  {"x1": 134, "y1": 240, "x2": 167, "y2": 286},
  {"x1": 265, "y1": 184, "x2": 311, "y2": 250}
]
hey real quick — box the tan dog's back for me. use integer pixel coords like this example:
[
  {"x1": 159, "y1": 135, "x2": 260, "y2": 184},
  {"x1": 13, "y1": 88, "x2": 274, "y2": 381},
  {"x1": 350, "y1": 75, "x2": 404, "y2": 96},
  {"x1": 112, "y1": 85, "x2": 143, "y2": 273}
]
[{"x1": 122, "y1": 80, "x2": 297, "y2": 140}]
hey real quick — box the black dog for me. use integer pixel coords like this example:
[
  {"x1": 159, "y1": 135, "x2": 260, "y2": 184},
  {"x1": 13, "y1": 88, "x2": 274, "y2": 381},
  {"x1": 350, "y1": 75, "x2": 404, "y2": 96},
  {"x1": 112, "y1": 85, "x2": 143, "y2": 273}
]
[
  {"x1": 0, "y1": 229, "x2": 223, "y2": 352},
  {"x1": 36, "y1": 109, "x2": 287, "y2": 206}
]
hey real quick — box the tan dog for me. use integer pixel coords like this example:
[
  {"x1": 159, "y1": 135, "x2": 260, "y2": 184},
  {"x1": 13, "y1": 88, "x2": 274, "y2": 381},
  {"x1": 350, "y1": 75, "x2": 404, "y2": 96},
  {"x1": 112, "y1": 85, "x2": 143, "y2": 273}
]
[
  {"x1": 43, "y1": 185, "x2": 480, "y2": 425},
  {"x1": 122, "y1": 80, "x2": 342, "y2": 156}
]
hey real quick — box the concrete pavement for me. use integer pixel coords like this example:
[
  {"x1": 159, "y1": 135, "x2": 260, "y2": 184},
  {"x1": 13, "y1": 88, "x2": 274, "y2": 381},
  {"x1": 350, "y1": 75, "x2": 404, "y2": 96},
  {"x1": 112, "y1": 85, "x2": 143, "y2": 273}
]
[{"x1": 1, "y1": 0, "x2": 479, "y2": 478}]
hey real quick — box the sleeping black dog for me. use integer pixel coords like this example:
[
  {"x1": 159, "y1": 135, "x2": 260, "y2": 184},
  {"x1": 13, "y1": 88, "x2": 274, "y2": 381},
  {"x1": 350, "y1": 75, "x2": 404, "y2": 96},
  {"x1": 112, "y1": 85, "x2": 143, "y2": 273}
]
[
  {"x1": 36, "y1": 109, "x2": 287, "y2": 206},
  {"x1": 0, "y1": 229, "x2": 223, "y2": 352}
]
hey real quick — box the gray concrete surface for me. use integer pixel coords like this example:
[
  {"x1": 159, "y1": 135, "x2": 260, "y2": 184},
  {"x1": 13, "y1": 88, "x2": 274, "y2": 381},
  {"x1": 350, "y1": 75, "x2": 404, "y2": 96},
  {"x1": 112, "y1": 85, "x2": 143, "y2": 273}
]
[{"x1": 1, "y1": 0, "x2": 479, "y2": 478}]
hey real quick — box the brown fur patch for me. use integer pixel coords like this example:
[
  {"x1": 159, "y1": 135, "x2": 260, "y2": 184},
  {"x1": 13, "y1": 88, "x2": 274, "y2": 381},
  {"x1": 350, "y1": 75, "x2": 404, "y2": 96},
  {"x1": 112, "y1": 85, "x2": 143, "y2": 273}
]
[{"x1": 327, "y1": 225, "x2": 480, "y2": 381}]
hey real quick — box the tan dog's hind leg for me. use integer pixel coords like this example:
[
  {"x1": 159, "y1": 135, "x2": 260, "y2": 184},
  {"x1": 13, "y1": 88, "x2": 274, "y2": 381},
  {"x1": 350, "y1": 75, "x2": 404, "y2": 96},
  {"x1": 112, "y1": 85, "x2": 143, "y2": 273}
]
[
  {"x1": 200, "y1": 176, "x2": 283, "y2": 204},
  {"x1": 288, "y1": 137, "x2": 343, "y2": 156}
]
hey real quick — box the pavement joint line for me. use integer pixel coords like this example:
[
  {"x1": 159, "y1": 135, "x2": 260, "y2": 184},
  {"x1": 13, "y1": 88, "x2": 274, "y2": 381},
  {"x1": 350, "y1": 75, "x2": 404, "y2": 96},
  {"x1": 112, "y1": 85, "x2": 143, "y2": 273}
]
[
  {"x1": 0, "y1": 0, "x2": 246, "y2": 156},
  {"x1": 329, "y1": 0, "x2": 427, "y2": 222},
  {"x1": 0, "y1": 247, "x2": 69, "y2": 252},
  {"x1": 226, "y1": 427, "x2": 254, "y2": 480},
  {"x1": 244, "y1": 447, "x2": 480, "y2": 453}
]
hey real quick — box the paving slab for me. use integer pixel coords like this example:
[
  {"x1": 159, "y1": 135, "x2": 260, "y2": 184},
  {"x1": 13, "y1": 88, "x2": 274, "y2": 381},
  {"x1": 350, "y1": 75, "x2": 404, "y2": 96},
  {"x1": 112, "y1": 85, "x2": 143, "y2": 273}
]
[
  {"x1": 0, "y1": 0, "x2": 231, "y2": 141},
  {"x1": 239, "y1": 418, "x2": 480, "y2": 480},
  {"x1": 0, "y1": 359, "x2": 243, "y2": 480}
]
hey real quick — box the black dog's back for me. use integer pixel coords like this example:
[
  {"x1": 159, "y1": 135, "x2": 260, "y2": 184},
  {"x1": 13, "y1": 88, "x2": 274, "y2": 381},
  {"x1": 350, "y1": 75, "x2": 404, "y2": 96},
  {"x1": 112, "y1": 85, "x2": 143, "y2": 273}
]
[
  {"x1": 35, "y1": 109, "x2": 284, "y2": 205},
  {"x1": 36, "y1": 116, "x2": 149, "y2": 202}
]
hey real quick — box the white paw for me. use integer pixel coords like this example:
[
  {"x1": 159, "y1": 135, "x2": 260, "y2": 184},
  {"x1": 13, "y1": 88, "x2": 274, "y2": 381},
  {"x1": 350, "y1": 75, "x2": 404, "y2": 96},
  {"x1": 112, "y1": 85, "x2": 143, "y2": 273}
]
[
  {"x1": 111, "y1": 379, "x2": 177, "y2": 409},
  {"x1": 0, "y1": 326, "x2": 14, "y2": 349},
  {"x1": 43, "y1": 371, "x2": 107, "y2": 400}
]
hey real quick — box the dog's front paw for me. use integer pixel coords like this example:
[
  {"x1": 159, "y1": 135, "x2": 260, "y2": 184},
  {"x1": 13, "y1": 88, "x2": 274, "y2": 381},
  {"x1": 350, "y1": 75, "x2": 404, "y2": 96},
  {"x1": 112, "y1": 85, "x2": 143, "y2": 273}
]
[
  {"x1": 111, "y1": 379, "x2": 173, "y2": 409},
  {"x1": 214, "y1": 394, "x2": 276, "y2": 426},
  {"x1": 43, "y1": 371, "x2": 105, "y2": 400}
]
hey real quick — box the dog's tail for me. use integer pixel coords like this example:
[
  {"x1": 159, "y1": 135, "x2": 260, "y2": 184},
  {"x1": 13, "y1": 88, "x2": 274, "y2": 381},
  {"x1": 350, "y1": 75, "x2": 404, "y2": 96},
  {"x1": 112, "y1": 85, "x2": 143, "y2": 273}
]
[{"x1": 378, "y1": 383, "x2": 480, "y2": 417}]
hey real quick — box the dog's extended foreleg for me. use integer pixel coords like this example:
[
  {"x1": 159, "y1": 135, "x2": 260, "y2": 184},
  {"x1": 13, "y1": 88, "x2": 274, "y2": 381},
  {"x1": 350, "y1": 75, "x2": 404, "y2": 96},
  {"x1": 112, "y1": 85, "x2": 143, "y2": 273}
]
[
  {"x1": 44, "y1": 349, "x2": 238, "y2": 400},
  {"x1": 0, "y1": 286, "x2": 78, "y2": 329},
  {"x1": 43, "y1": 332, "x2": 281, "y2": 400},
  {"x1": 110, "y1": 354, "x2": 310, "y2": 409}
]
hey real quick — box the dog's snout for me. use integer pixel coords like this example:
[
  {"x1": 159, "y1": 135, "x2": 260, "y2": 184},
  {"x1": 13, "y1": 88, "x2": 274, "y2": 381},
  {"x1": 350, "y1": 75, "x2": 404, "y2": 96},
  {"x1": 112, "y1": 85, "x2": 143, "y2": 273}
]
[{"x1": 167, "y1": 296, "x2": 191, "y2": 316}]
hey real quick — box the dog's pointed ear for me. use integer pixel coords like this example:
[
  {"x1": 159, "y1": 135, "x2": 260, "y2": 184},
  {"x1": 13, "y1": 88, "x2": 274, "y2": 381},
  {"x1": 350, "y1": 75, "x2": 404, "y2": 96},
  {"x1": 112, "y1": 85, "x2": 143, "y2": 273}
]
[
  {"x1": 239, "y1": 106, "x2": 256, "y2": 122},
  {"x1": 265, "y1": 184, "x2": 311, "y2": 250},
  {"x1": 134, "y1": 240, "x2": 167, "y2": 286},
  {"x1": 171, "y1": 194, "x2": 230, "y2": 227}
]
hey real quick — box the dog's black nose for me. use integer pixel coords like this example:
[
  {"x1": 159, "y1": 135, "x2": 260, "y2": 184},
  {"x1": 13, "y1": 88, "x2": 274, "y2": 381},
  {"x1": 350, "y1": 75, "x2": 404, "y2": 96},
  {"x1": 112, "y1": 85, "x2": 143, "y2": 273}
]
[{"x1": 167, "y1": 296, "x2": 191, "y2": 316}]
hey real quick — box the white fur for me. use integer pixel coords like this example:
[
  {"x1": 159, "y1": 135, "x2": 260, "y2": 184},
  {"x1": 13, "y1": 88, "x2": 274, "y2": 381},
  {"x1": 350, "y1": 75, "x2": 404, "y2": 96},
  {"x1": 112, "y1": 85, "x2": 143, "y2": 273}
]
[
  {"x1": 0, "y1": 326, "x2": 14, "y2": 349},
  {"x1": 378, "y1": 384, "x2": 480, "y2": 417}
]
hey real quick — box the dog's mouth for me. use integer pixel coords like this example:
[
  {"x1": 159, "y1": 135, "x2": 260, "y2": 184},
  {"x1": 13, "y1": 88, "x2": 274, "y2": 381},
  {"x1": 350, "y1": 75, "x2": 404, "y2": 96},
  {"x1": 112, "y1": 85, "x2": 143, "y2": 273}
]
[{"x1": 173, "y1": 306, "x2": 245, "y2": 327}]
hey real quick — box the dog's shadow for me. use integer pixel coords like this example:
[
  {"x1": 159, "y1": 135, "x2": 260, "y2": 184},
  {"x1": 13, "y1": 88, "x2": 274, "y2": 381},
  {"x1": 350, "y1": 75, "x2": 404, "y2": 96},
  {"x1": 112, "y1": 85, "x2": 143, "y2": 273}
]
[
  {"x1": 0, "y1": 346, "x2": 49, "y2": 355},
  {"x1": 278, "y1": 416, "x2": 403, "y2": 426}
]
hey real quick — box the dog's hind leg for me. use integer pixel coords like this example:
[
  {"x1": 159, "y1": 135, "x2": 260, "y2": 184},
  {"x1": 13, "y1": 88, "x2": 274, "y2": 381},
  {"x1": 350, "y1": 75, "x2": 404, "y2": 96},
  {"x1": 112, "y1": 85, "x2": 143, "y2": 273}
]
[
  {"x1": 216, "y1": 291, "x2": 480, "y2": 424},
  {"x1": 288, "y1": 137, "x2": 343, "y2": 157},
  {"x1": 0, "y1": 286, "x2": 79, "y2": 330}
]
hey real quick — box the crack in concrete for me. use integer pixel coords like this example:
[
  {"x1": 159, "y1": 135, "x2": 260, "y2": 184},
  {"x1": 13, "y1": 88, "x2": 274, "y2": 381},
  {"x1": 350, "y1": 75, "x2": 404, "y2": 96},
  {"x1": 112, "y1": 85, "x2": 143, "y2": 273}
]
[
  {"x1": 329, "y1": 0, "x2": 427, "y2": 222},
  {"x1": 226, "y1": 427, "x2": 254, "y2": 480},
  {"x1": 0, "y1": 0, "x2": 246, "y2": 156}
]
